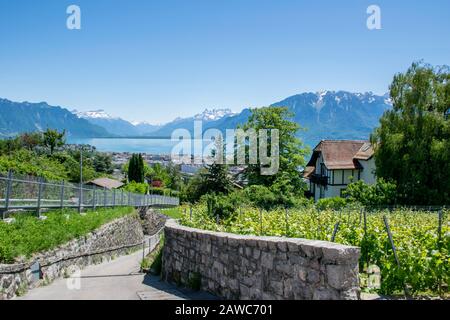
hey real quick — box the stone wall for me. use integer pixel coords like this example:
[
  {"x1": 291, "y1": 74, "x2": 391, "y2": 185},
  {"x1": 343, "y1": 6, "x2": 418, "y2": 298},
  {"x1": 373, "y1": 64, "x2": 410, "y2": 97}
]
[
  {"x1": 0, "y1": 215, "x2": 144, "y2": 300},
  {"x1": 162, "y1": 220, "x2": 361, "y2": 300},
  {"x1": 139, "y1": 208, "x2": 167, "y2": 235}
]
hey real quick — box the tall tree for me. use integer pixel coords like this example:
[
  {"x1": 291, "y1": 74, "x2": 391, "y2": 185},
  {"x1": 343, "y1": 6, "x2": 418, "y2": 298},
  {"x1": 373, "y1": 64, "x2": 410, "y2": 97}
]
[
  {"x1": 201, "y1": 161, "x2": 233, "y2": 195},
  {"x1": 240, "y1": 106, "x2": 309, "y2": 194},
  {"x1": 43, "y1": 129, "x2": 65, "y2": 155},
  {"x1": 128, "y1": 153, "x2": 145, "y2": 183},
  {"x1": 371, "y1": 62, "x2": 450, "y2": 205}
]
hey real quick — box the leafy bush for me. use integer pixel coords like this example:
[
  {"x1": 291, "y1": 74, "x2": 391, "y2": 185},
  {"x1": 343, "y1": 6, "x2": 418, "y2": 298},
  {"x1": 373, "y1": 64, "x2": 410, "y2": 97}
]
[
  {"x1": 149, "y1": 187, "x2": 178, "y2": 197},
  {"x1": 0, "y1": 149, "x2": 69, "y2": 181},
  {"x1": 242, "y1": 185, "x2": 310, "y2": 210},
  {"x1": 202, "y1": 193, "x2": 242, "y2": 220},
  {"x1": 343, "y1": 179, "x2": 397, "y2": 206},
  {"x1": 316, "y1": 197, "x2": 348, "y2": 210},
  {"x1": 123, "y1": 181, "x2": 149, "y2": 194},
  {"x1": 0, "y1": 207, "x2": 135, "y2": 264}
]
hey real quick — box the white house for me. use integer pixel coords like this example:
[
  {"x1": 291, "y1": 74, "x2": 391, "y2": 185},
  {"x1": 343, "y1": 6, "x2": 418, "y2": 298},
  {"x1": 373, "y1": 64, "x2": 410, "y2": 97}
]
[{"x1": 304, "y1": 140, "x2": 376, "y2": 201}]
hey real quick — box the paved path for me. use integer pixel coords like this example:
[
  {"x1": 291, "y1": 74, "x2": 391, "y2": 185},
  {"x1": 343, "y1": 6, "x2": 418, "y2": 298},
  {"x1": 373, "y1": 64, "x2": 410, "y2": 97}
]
[{"x1": 17, "y1": 249, "x2": 215, "y2": 300}]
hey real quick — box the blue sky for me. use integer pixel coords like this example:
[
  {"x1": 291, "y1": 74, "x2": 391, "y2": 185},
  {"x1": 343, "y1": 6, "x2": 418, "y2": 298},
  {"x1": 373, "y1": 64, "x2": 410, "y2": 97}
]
[{"x1": 0, "y1": 0, "x2": 449, "y2": 123}]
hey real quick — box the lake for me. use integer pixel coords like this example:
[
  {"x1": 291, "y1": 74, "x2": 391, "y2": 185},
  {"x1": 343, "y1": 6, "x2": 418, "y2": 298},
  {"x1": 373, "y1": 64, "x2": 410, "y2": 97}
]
[{"x1": 68, "y1": 138, "x2": 210, "y2": 155}]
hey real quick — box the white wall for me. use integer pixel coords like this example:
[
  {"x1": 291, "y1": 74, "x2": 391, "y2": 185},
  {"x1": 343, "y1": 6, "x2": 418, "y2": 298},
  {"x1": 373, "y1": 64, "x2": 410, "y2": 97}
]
[{"x1": 359, "y1": 158, "x2": 376, "y2": 185}]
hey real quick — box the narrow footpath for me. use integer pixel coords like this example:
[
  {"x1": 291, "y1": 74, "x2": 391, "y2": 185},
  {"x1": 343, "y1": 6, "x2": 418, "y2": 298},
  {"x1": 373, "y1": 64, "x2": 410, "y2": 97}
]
[{"x1": 17, "y1": 248, "x2": 215, "y2": 300}]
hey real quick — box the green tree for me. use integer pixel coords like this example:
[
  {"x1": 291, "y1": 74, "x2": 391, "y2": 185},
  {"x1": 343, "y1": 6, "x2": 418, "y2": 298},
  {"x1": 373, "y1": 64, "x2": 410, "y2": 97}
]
[
  {"x1": 93, "y1": 152, "x2": 113, "y2": 174},
  {"x1": 19, "y1": 132, "x2": 43, "y2": 151},
  {"x1": 240, "y1": 106, "x2": 309, "y2": 197},
  {"x1": 150, "y1": 163, "x2": 170, "y2": 186},
  {"x1": 201, "y1": 161, "x2": 233, "y2": 196},
  {"x1": 43, "y1": 129, "x2": 65, "y2": 155},
  {"x1": 127, "y1": 153, "x2": 145, "y2": 183},
  {"x1": 371, "y1": 62, "x2": 450, "y2": 205},
  {"x1": 165, "y1": 162, "x2": 183, "y2": 191}
]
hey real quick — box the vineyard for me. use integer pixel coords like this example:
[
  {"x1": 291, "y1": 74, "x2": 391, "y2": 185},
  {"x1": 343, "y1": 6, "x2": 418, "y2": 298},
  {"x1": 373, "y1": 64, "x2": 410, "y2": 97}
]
[{"x1": 179, "y1": 206, "x2": 449, "y2": 296}]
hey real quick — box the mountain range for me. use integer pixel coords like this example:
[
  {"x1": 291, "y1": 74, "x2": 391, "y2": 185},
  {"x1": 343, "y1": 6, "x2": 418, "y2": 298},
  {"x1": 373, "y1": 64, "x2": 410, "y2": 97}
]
[
  {"x1": 0, "y1": 91, "x2": 392, "y2": 147},
  {"x1": 0, "y1": 99, "x2": 109, "y2": 138}
]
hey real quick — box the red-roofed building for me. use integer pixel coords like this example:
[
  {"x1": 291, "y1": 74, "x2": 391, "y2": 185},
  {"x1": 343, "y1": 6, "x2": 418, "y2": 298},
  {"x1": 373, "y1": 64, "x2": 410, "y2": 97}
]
[{"x1": 304, "y1": 140, "x2": 376, "y2": 201}]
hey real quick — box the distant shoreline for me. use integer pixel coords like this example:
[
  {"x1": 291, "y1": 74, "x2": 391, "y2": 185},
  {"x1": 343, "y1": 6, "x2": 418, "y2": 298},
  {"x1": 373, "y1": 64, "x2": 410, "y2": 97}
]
[{"x1": 77, "y1": 136, "x2": 172, "y2": 140}]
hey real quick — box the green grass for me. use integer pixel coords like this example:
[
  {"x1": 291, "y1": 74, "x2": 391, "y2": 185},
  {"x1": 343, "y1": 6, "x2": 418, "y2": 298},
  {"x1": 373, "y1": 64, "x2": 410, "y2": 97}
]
[
  {"x1": 0, "y1": 207, "x2": 136, "y2": 264},
  {"x1": 160, "y1": 206, "x2": 184, "y2": 219}
]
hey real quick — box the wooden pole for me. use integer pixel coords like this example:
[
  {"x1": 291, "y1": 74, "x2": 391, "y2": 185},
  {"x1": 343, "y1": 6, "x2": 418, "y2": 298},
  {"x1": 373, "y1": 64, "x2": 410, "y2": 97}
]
[
  {"x1": 285, "y1": 208, "x2": 289, "y2": 237},
  {"x1": 383, "y1": 215, "x2": 410, "y2": 297},
  {"x1": 259, "y1": 209, "x2": 263, "y2": 236},
  {"x1": 331, "y1": 221, "x2": 340, "y2": 242}
]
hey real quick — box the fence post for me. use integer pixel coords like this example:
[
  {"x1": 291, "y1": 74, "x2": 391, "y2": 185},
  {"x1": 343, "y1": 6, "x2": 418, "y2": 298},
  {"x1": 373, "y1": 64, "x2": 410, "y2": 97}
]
[
  {"x1": 37, "y1": 177, "x2": 43, "y2": 218},
  {"x1": 60, "y1": 180, "x2": 65, "y2": 210},
  {"x1": 331, "y1": 221, "x2": 340, "y2": 242},
  {"x1": 128, "y1": 192, "x2": 131, "y2": 206},
  {"x1": 92, "y1": 187, "x2": 97, "y2": 209},
  {"x1": 4, "y1": 170, "x2": 13, "y2": 214},
  {"x1": 216, "y1": 214, "x2": 219, "y2": 226},
  {"x1": 121, "y1": 190, "x2": 124, "y2": 206},
  {"x1": 383, "y1": 215, "x2": 410, "y2": 297},
  {"x1": 104, "y1": 187, "x2": 107, "y2": 207},
  {"x1": 78, "y1": 183, "x2": 83, "y2": 214},
  {"x1": 113, "y1": 189, "x2": 116, "y2": 207}
]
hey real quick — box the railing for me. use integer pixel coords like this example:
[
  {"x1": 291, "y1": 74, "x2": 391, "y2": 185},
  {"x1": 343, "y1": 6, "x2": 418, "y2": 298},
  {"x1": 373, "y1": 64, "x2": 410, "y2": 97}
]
[{"x1": 0, "y1": 171, "x2": 179, "y2": 218}]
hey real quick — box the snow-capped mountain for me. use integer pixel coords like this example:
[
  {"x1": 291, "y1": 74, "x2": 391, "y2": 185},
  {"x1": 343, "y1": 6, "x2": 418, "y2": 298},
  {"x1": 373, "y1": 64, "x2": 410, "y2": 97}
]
[
  {"x1": 194, "y1": 108, "x2": 237, "y2": 121},
  {"x1": 72, "y1": 109, "x2": 161, "y2": 136},
  {"x1": 73, "y1": 109, "x2": 116, "y2": 120}
]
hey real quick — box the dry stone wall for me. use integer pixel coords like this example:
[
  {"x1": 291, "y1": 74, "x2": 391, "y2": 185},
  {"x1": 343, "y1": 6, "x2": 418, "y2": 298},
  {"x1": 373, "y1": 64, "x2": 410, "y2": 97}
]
[{"x1": 162, "y1": 220, "x2": 361, "y2": 300}]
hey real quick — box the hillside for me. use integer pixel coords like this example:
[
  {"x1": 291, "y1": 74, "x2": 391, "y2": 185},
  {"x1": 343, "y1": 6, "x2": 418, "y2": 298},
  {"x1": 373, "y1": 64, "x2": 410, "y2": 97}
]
[{"x1": 0, "y1": 99, "x2": 110, "y2": 138}]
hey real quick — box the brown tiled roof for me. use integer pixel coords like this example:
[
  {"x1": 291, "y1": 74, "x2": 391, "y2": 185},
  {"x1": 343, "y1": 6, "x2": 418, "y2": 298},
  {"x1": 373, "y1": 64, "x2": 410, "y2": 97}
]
[
  {"x1": 87, "y1": 178, "x2": 124, "y2": 190},
  {"x1": 306, "y1": 140, "x2": 374, "y2": 170},
  {"x1": 303, "y1": 166, "x2": 315, "y2": 178}
]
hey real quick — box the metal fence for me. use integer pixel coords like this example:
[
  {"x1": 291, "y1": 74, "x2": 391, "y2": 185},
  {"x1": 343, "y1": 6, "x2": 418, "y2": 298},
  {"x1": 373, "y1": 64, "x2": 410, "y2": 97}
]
[{"x1": 0, "y1": 171, "x2": 179, "y2": 218}]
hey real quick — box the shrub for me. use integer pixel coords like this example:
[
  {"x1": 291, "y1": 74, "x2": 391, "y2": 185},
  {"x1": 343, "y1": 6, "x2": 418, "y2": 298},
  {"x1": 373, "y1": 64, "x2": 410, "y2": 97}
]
[
  {"x1": 316, "y1": 197, "x2": 348, "y2": 210},
  {"x1": 343, "y1": 179, "x2": 397, "y2": 207},
  {"x1": 123, "y1": 181, "x2": 149, "y2": 194}
]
